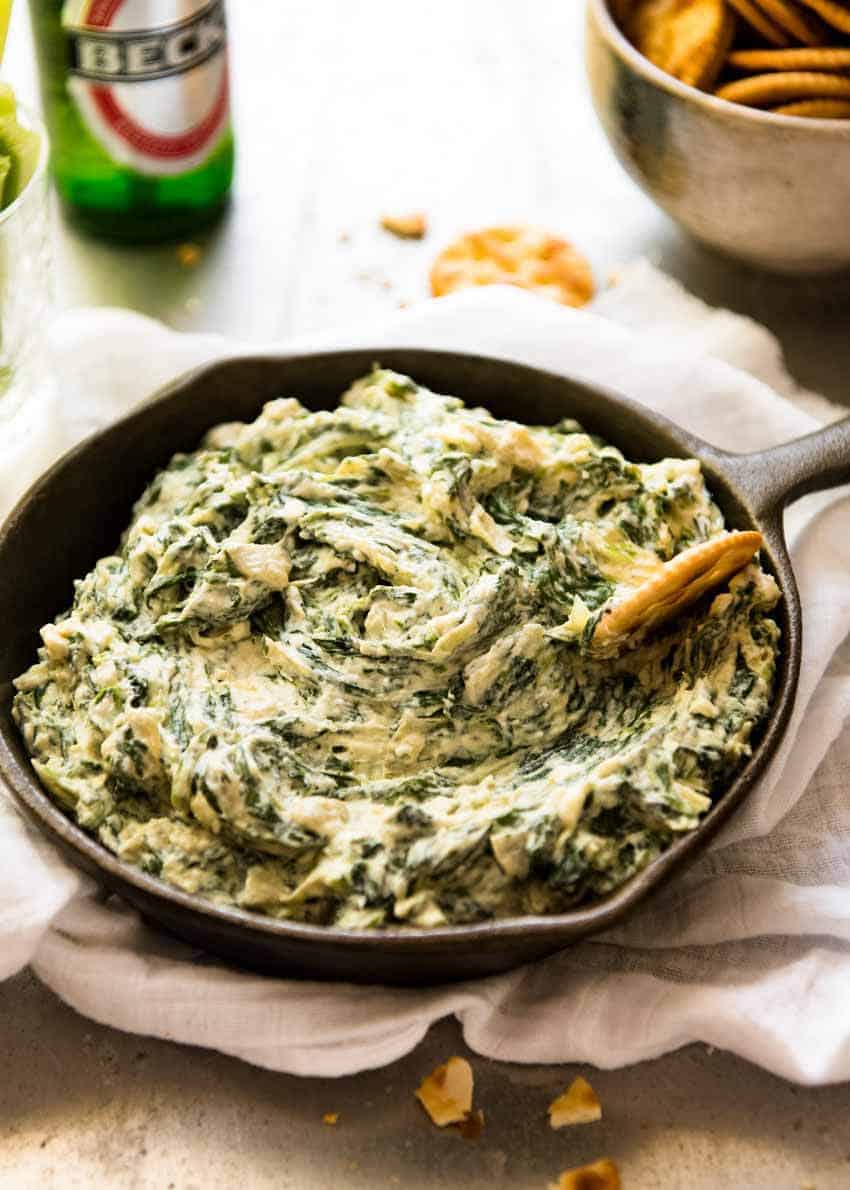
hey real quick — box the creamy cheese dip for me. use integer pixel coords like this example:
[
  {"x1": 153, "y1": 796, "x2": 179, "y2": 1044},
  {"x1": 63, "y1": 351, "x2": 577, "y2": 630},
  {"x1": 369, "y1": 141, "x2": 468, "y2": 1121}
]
[{"x1": 13, "y1": 369, "x2": 780, "y2": 928}]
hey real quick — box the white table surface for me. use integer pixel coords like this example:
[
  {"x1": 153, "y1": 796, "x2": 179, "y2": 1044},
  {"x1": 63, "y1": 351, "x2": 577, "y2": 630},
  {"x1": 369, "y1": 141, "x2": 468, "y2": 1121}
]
[{"x1": 3, "y1": 3, "x2": 850, "y2": 1188}]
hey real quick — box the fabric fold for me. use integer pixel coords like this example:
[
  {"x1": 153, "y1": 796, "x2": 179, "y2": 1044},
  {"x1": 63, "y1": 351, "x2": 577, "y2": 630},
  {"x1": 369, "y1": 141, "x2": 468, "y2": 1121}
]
[{"x1": 1, "y1": 266, "x2": 849, "y2": 1083}]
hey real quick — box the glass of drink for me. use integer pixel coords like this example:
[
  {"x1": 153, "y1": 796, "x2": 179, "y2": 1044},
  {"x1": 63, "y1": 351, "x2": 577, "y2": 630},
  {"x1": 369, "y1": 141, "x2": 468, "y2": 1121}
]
[
  {"x1": 0, "y1": 92, "x2": 58, "y2": 520},
  {"x1": 0, "y1": 99, "x2": 50, "y2": 419}
]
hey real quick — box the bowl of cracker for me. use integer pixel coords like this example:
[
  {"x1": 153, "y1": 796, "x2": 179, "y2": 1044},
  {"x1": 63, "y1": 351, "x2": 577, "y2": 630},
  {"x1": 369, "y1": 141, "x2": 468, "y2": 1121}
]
[{"x1": 586, "y1": 0, "x2": 850, "y2": 273}]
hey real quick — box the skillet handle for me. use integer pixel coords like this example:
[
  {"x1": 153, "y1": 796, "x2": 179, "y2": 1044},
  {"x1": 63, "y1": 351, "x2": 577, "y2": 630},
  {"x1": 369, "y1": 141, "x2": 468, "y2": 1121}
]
[{"x1": 717, "y1": 415, "x2": 850, "y2": 519}]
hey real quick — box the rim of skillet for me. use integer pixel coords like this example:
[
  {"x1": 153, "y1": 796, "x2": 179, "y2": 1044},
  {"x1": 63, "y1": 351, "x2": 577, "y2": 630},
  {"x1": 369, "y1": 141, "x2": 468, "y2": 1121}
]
[
  {"x1": 588, "y1": 0, "x2": 850, "y2": 136},
  {"x1": 0, "y1": 347, "x2": 800, "y2": 952}
]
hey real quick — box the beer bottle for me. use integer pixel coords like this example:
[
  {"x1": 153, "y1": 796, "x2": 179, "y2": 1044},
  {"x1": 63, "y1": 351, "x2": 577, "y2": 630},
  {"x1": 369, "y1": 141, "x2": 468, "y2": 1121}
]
[{"x1": 28, "y1": 2, "x2": 234, "y2": 242}]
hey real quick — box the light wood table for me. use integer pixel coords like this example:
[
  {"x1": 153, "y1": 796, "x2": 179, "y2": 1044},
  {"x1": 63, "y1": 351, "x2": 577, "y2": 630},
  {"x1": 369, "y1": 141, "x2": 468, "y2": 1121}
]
[{"x1": 3, "y1": 2, "x2": 849, "y2": 1186}]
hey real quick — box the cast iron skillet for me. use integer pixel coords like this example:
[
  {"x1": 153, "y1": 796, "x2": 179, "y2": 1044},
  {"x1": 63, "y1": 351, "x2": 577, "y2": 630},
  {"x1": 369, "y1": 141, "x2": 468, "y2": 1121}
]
[{"x1": 1, "y1": 349, "x2": 849, "y2": 986}]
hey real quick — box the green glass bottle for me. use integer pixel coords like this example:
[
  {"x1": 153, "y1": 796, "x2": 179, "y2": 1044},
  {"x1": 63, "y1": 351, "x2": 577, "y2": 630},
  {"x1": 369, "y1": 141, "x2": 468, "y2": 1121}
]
[{"x1": 29, "y1": 1, "x2": 234, "y2": 242}]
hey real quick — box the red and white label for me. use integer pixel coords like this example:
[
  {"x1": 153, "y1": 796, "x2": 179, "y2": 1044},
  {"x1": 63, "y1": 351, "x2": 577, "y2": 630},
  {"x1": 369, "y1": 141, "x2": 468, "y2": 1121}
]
[{"x1": 63, "y1": 0, "x2": 230, "y2": 176}]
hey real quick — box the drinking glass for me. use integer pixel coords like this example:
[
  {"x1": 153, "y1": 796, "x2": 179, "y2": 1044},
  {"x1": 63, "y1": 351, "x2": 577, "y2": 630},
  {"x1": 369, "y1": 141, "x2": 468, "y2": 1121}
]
[{"x1": 0, "y1": 102, "x2": 50, "y2": 420}]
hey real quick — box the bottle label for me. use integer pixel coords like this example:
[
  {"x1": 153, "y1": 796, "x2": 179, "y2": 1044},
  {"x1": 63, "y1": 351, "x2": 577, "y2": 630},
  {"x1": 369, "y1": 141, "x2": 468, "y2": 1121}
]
[{"x1": 62, "y1": 1, "x2": 230, "y2": 177}]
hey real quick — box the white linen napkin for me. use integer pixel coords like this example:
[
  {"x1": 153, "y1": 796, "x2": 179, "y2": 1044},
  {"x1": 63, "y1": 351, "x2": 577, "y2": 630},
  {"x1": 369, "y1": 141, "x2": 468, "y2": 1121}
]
[{"x1": 3, "y1": 269, "x2": 850, "y2": 1084}]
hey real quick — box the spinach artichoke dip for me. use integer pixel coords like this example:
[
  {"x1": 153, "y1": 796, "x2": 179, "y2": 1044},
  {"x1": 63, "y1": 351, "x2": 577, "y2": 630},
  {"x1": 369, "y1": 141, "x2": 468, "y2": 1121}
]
[{"x1": 13, "y1": 369, "x2": 780, "y2": 929}]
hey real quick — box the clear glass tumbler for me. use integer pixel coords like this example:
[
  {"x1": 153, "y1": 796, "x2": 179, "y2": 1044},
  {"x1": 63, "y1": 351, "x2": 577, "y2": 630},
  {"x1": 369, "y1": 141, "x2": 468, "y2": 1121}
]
[
  {"x1": 0, "y1": 103, "x2": 50, "y2": 419},
  {"x1": 0, "y1": 104, "x2": 56, "y2": 519}
]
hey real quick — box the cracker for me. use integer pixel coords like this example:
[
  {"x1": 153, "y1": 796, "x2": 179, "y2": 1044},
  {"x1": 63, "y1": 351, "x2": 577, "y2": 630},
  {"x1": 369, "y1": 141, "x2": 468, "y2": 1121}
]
[
  {"x1": 415, "y1": 1056, "x2": 474, "y2": 1127},
  {"x1": 689, "y1": 2, "x2": 737, "y2": 88},
  {"x1": 381, "y1": 212, "x2": 428, "y2": 239},
  {"x1": 430, "y1": 225, "x2": 594, "y2": 307},
  {"x1": 552, "y1": 1158, "x2": 622, "y2": 1190},
  {"x1": 753, "y1": 0, "x2": 828, "y2": 45},
  {"x1": 549, "y1": 1076, "x2": 603, "y2": 1128},
  {"x1": 797, "y1": 0, "x2": 850, "y2": 34},
  {"x1": 593, "y1": 530, "x2": 763, "y2": 651},
  {"x1": 725, "y1": 0, "x2": 791, "y2": 46},
  {"x1": 626, "y1": 0, "x2": 735, "y2": 88},
  {"x1": 773, "y1": 96, "x2": 850, "y2": 114},
  {"x1": 716, "y1": 69, "x2": 850, "y2": 104},
  {"x1": 729, "y1": 47, "x2": 850, "y2": 70}
]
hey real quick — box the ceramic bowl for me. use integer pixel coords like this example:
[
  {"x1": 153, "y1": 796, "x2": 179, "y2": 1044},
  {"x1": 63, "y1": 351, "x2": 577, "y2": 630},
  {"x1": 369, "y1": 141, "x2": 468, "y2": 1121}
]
[{"x1": 585, "y1": 0, "x2": 850, "y2": 274}]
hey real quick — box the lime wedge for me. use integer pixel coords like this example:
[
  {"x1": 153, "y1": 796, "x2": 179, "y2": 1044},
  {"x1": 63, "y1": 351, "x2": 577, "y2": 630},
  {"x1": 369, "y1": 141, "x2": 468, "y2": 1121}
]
[
  {"x1": 0, "y1": 153, "x2": 9, "y2": 208},
  {"x1": 0, "y1": 80, "x2": 45, "y2": 211},
  {"x1": 0, "y1": 112, "x2": 40, "y2": 208}
]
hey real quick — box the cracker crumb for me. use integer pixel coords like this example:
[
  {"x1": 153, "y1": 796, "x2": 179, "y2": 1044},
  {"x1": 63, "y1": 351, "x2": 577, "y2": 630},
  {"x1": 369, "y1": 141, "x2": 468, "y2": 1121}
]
[
  {"x1": 354, "y1": 268, "x2": 395, "y2": 290},
  {"x1": 552, "y1": 1157, "x2": 621, "y2": 1190},
  {"x1": 322, "y1": 1112, "x2": 339, "y2": 1126},
  {"x1": 548, "y1": 1076, "x2": 603, "y2": 1129},
  {"x1": 381, "y1": 212, "x2": 428, "y2": 239},
  {"x1": 176, "y1": 242, "x2": 201, "y2": 268},
  {"x1": 415, "y1": 1056, "x2": 474, "y2": 1127}
]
